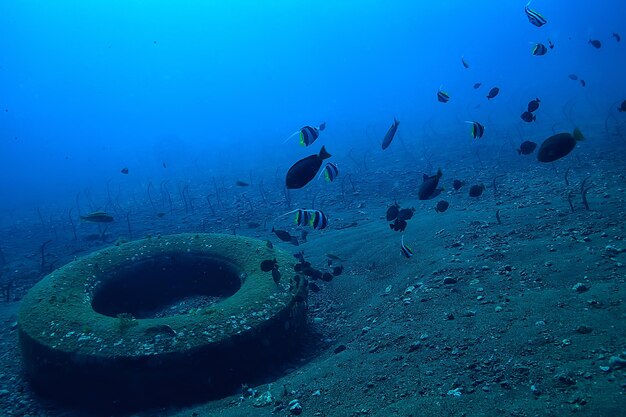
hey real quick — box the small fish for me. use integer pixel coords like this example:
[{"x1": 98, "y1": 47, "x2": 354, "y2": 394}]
[
  {"x1": 390, "y1": 218, "x2": 407, "y2": 232},
  {"x1": 332, "y1": 265, "x2": 344, "y2": 276},
  {"x1": 531, "y1": 43, "x2": 548, "y2": 56},
  {"x1": 527, "y1": 98, "x2": 540, "y2": 112},
  {"x1": 618, "y1": 100, "x2": 626, "y2": 112},
  {"x1": 518, "y1": 141, "x2": 537, "y2": 155},
  {"x1": 80, "y1": 211, "x2": 114, "y2": 223},
  {"x1": 486, "y1": 87, "x2": 500, "y2": 100},
  {"x1": 521, "y1": 111, "x2": 536, "y2": 123},
  {"x1": 235, "y1": 180, "x2": 249, "y2": 187},
  {"x1": 461, "y1": 56, "x2": 469, "y2": 69},
  {"x1": 400, "y1": 235, "x2": 413, "y2": 258},
  {"x1": 309, "y1": 282, "x2": 321, "y2": 293},
  {"x1": 418, "y1": 168, "x2": 443, "y2": 200},
  {"x1": 435, "y1": 200, "x2": 449, "y2": 213},
  {"x1": 381, "y1": 118, "x2": 400, "y2": 150},
  {"x1": 548, "y1": 39, "x2": 554, "y2": 49},
  {"x1": 466, "y1": 121, "x2": 485, "y2": 139},
  {"x1": 469, "y1": 184, "x2": 486, "y2": 197},
  {"x1": 537, "y1": 128, "x2": 585, "y2": 163},
  {"x1": 120, "y1": 167, "x2": 129, "y2": 174},
  {"x1": 437, "y1": 86, "x2": 451, "y2": 103},
  {"x1": 568, "y1": 74, "x2": 578, "y2": 81},
  {"x1": 452, "y1": 179, "x2": 466, "y2": 190},
  {"x1": 589, "y1": 39, "x2": 602, "y2": 49},
  {"x1": 320, "y1": 272, "x2": 333, "y2": 282},
  {"x1": 162, "y1": 162, "x2": 167, "y2": 168},
  {"x1": 284, "y1": 123, "x2": 326, "y2": 147},
  {"x1": 271, "y1": 267, "x2": 281, "y2": 284},
  {"x1": 396, "y1": 208, "x2": 415, "y2": 221},
  {"x1": 325, "y1": 253, "x2": 344, "y2": 261},
  {"x1": 580, "y1": 79, "x2": 586, "y2": 87},
  {"x1": 272, "y1": 227, "x2": 299, "y2": 245},
  {"x1": 473, "y1": 82, "x2": 482, "y2": 89},
  {"x1": 286, "y1": 146, "x2": 332, "y2": 189},
  {"x1": 386, "y1": 203, "x2": 400, "y2": 221},
  {"x1": 321, "y1": 162, "x2": 339, "y2": 182},
  {"x1": 614, "y1": 33, "x2": 621, "y2": 42},
  {"x1": 524, "y1": 1, "x2": 547, "y2": 27},
  {"x1": 260, "y1": 258, "x2": 278, "y2": 272},
  {"x1": 156, "y1": 212, "x2": 166, "y2": 218}
]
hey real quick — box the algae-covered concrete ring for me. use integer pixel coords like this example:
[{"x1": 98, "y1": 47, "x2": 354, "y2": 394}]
[{"x1": 18, "y1": 233, "x2": 307, "y2": 409}]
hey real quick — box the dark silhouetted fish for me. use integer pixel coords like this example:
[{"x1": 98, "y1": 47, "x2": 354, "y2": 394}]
[
  {"x1": 418, "y1": 168, "x2": 443, "y2": 200},
  {"x1": 537, "y1": 128, "x2": 585, "y2": 163},
  {"x1": 618, "y1": 100, "x2": 626, "y2": 112},
  {"x1": 473, "y1": 82, "x2": 482, "y2": 89},
  {"x1": 386, "y1": 203, "x2": 400, "y2": 221},
  {"x1": 527, "y1": 98, "x2": 540, "y2": 112},
  {"x1": 272, "y1": 227, "x2": 299, "y2": 245},
  {"x1": 332, "y1": 265, "x2": 343, "y2": 276},
  {"x1": 580, "y1": 79, "x2": 586, "y2": 87},
  {"x1": 435, "y1": 200, "x2": 449, "y2": 213},
  {"x1": 309, "y1": 282, "x2": 321, "y2": 293},
  {"x1": 521, "y1": 111, "x2": 536, "y2": 123},
  {"x1": 568, "y1": 74, "x2": 578, "y2": 81},
  {"x1": 120, "y1": 167, "x2": 129, "y2": 174},
  {"x1": 260, "y1": 258, "x2": 278, "y2": 272},
  {"x1": 235, "y1": 180, "x2": 249, "y2": 186},
  {"x1": 589, "y1": 39, "x2": 602, "y2": 49},
  {"x1": 531, "y1": 43, "x2": 548, "y2": 56},
  {"x1": 271, "y1": 267, "x2": 281, "y2": 284},
  {"x1": 486, "y1": 87, "x2": 500, "y2": 100},
  {"x1": 396, "y1": 208, "x2": 415, "y2": 221},
  {"x1": 613, "y1": 33, "x2": 621, "y2": 42},
  {"x1": 286, "y1": 146, "x2": 331, "y2": 189},
  {"x1": 518, "y1": 141, "x2": 537, "y2": 155},
  {"x1": 524, "y1": 1, "x2": 547, "y2": 27},
  {"x1": 469, "y1": 184, "x2": 485, "y2": 197},
  {"x1": 381, "y1": 118, "x2": 400, "y2": 150},
  {"x1": 80, "y1": 212, "x2": 114, "y2": 223},
  {"x1": 437, "y1": 86, "x2": 450, "y2": 103},
  {"x1": 390, "y1": 218, "x2": 407, "y2": 232},
  {"x1": 461, "y1": 56, "x2": 469, "y2": 69},
  {"x1": 453, "y1": 180, "x2": 466, "y2": 190}
]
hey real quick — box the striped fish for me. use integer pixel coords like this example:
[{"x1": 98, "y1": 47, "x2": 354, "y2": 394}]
[
  {"x1": 294, "y1": 209, "x2": 312, "y2": 226},
  {"x1": 283, "y1": 122, "x2": 326, "y2": 147},
  {"x1": 321, "y1": 162, "x2": 339, "y2": 182},
  {"x1": 309, "y1": 210, "x2": 328, "y2": 230},
  {"x1": 400, "y1": 235, "x2": 413, "y2": 258},
  {"x1": 437, "y1": 87, "x2": 450, "y2": 103},
  {"x1": 299, "y1": 122, "x2": 326, "y2": 147},
  {"x1": 524, "y1": 2, "x2": 547, "y2": 27},
  {"x1": 466, "y1": 121, "x2": 485, "y2": 139}
]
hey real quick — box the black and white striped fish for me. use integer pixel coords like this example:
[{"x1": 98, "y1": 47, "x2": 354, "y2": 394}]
[
  {"x1": 531, "y1": 43, "x2": 548, "y2": 56},
  {"x1": 437, "y1": 86, "x2": 450, "y2": 103},
  {"x1": 524, "y1": 1, "x2": 547, "y2": 27},
  {"x1": 320, "y1": 162, "x2": 339, "y2": 182},
  {"x1": 284, "y1": 122, "x2": 326, "y2": 147},
  {"x1": 466, "y1": 121, "x2": 485, "y2": 139},
  {"x1": 400, "y1": 235, "x2": 413, "y2": 258}
]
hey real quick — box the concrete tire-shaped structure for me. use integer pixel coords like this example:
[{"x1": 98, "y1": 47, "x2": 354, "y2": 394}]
[{"x1": 18, "y1": 233, "x2": 307, "y2": 410}]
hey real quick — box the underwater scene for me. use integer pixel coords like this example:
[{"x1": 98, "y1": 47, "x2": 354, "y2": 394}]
[{"x1": 1, "y1": 1, "x2": 625, "y2": 416}]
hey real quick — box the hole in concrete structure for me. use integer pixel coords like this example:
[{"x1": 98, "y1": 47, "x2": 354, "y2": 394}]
[{"x1": 91, "y1": 253, "x2": 241, "y2": 319}]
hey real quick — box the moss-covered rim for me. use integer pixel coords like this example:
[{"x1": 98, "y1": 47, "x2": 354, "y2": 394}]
[{"x1": 18, "y1": 233, "x2": 303, "y2": 357}]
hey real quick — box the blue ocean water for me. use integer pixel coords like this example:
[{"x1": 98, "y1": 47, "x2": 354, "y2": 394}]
[
  {"x1": 1, "y1": 0, "x2": 624, "y2": 212},
  {"x1": 1, "y1": 1, "x2": 626, "y2": 416}
]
